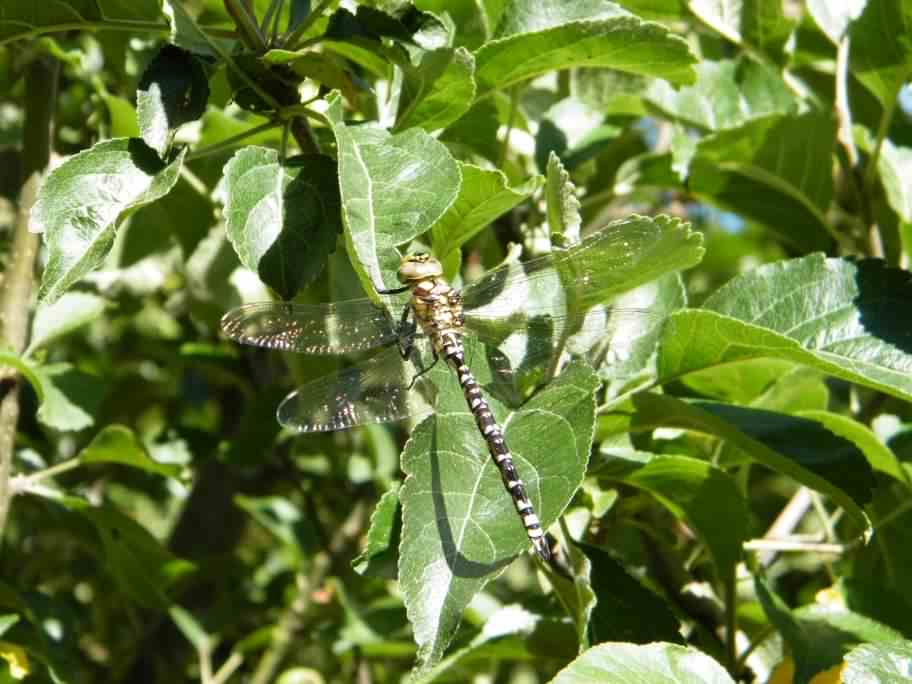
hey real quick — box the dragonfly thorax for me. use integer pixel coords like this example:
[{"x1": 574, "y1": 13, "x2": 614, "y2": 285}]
[{"x1": 397, "y1": 253, "x2": 444, "y2": 283}]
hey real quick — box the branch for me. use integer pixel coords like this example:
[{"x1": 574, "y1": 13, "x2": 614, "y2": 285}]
[{"x1": 0, "y1": 56, "x2": 59, "y2": 540}]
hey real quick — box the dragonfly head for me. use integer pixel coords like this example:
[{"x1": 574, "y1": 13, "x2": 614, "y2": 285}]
[{"x1": 397, "y1": 253, "x2": 444, "y2": 283}]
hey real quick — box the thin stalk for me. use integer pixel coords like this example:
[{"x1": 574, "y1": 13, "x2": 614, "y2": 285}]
[
  {"x1": 184, "y1": 120, "x2": 280, "y2": 161},
  {"x1": 497, "y1": 85, "x2": 520, "y2": 170},
  {"x1": 249, "y1": 501, "x2": 366, "y2": 684},
  {"x1": 284, "y1": 0, "x2": 336, "y2": 48},
  {"x1": 12, "y1": 456, "x2": 82, "y2": 491},
  {"x1": 723, "y1": 570, "x2": 737, "y2": 676},
  {"x1": 224, "y1": 0, "x2": 266, "y2": 51},
  {"x1": 0, "y1": 57, "x2": 59, "y2": 542}
]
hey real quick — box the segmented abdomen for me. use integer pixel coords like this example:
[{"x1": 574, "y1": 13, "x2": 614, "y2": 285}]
[{"x1": 438, "y1": 334, "x2": 552, "y2": 562}]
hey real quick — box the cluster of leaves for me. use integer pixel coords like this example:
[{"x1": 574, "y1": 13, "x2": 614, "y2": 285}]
[{"x1": 2, "y1": 0, "x2": 912, "y2": 682}]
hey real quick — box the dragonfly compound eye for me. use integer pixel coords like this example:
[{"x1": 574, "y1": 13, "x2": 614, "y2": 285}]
[{"x1": 398, "y1": 254, "x2": 444, "y2": 282}]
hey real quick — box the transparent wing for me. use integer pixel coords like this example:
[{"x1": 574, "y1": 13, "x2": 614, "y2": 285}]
[
  {"x1": 276, "y1": 345, "x2": 438, "y2": 432},
  {"x1": 466, "y1": 304, "x2": 667, "y2": 407},
  {"x1": 462, "y1": 220, "x2": 669, "y2": 318},
  {"x1": 220, "y1": 298, "x2": 406, "y2": 354}
]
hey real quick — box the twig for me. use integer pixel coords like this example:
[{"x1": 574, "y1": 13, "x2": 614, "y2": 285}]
[{"x1": 0, "y1": 57, "x2": 59, "y2": 541}]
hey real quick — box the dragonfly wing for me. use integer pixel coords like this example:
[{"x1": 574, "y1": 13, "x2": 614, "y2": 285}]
[
  {"x1": 221, "y1": 298, "x2": 405, "y2": 354},
  {"x1": 465, "y1": 305, "x2": 668, "y2": 406},
  {"x1": 462, "y1": 219, "x2": 675, "y2": 318},
  {"x1": 277, "y1": 345, "x2": 437, "y2": 432}
]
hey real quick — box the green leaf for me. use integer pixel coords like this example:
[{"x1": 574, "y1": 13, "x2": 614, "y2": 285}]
[
  {"x1": 579, "y1": 543, "x2": 682, "y2": 645},
  {"x1": 847, "y1": 0, "x2": 912, "y2": 108},
  {"x1": 431, "y1": 164, "x2": 542, "y2": 258},
  {"x1": 399, "y1": 359, "x2": 599, "y2": 668},
  {"x1": 878, "y1": 138, "x2": 912, "y2": 223},
  {"x1": 844, "y1": 641, "x2": 912, "y2": 683},
  {"x1": 756, "y1": 576, "x2": 905, "y2": 684},
  {"x1": 544, "y1": 152, "x2": 581, "y2": 245},
  {"x1": 32, "y1": 138, "x2": 185, "y2": 303},
  {"x1": 396, "y1": 47, "x2": 476, "y2": 132},
  {"x1": 411, "y1": 607, "x2": 574, "y2": 684},
  {"x1": 35, "y1": 364, "x2": 105, "y2": 432},
  {"x1": 621, "y1": 453, "x2": 749, "y2": 586},
  {"x1": 646, "y1": 59, "x2": 797, "y2": 132},
  {"x1": 322, "y1": 92, "x2": 461, "y2": 292},
  {"x1": 688, "y1": 0, "x2": 794, "y2": 62},
  {"x1": 632, "y1": 394, "x2": 872, "y2": 528},
  {"x1": 64, "y1": 499, "x2": 194, "y2": 611},
  {"x1": 797, "y1": 410, "x2": 906, "y2": 483},
  {"x1": 550, "y1": 641, "x2": 735, "y2": 684},
  {"x1": 681, "y1": 359, "x2": 808, "y2": 405},
  {"x1": 234, "y1": 495, "x2": 319, "y2": 559},
  {"x1": 101, "y1": 94, "x2": 141, "y2": 139},
  {"x1": 659, "y1": 256, "x2": 912, "y2": 403},
  {"x1": 78, "y1": 425, "x2": 181, "y2": 478},
  {"x1": 0, "y1": 0, "x2": 165, "y2": 45},
  {"x1": 842, "y1": 576, "x2": 912, "y2": 639},
  {"x1": 475, "y1": 0, "x2": 697, "y2": 97},
  {"x1": 169, "y1": 605, "x2": 211, "y2": 652},
  {"x1": 688, "y1": 113, "x2": 835, "y2": 252},
  {"x1": 162, "y1": 0, "x2": 233, "y2": 57},
  {"x1": 137, "y1": 45, "x2": 209, "y2": 156},
  {"x1": 806, "y1": 0, "x2": 866, "y2": 43},
  {"x1": 223, "y1": 147, "x2": 342, "y2": 299},
  {"x1": 0, "y1": 615, "x2": 19, "y2": 638},
  {"x1": 0, "y1": 348, "x2": 44, "y2": 402},
  {"x1": 352, "y1": 483, "x2": 401, "y2": 577},
  {"x1": 26, "y1": 292, "x2": 107, "y2": 356}
]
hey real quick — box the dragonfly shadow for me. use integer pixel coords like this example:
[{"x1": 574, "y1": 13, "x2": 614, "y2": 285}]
[{"x1": 427, "y1": 422, "x2": 515, "y2": 578}]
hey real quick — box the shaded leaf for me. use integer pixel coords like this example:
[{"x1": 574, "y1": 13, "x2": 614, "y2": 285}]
[
  {"x1": 621, "y1": 453, "x2": 749, "y2": 586},
  {"x1": 35, "y1": 364, "x2": 105, "y2": 432},
  {"x1": 688, "y1": 0, "x2": 794, "y2": 62},
  {"x1": 137, "y1": 45, "x2": 209, "y2": 155},
  {"x1": 27, "y1": 292, "x2": 107, "y2": 356},
  {"x1": 847, "y1": 0, "x2": 912, "y2": 108},
  {"x1": 223, "y1": 148, "x2": 342, "y2": 299},
  {"x1": 580, "y1": 543, "x2": 682, "y2": 645},
  {"x1": 689, "y1": 113, "x2": 835, "y2": 253},
  {"x1": 352, "y1": 483, "x2": 402, "y2": 577},
  {"x1": 63, "y1": 499, "x2": 194, "y2": 611},
  {"x1": 79, "y1": 425, "x2": 181, "y2": 478},
  {"x1": 0, "y1": 0, "x2": 164, "y2": 44},
  {"x1": 632, "y1": 394, "x2": 872, "y2": 528}
]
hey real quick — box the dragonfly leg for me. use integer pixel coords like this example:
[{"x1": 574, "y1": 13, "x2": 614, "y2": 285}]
[
  {"x1": 406, "y1": 348, "x2": 439, "y2": 389},
  {"x1": 378, "y1": 284, "x2": 411, "y2": 295}
]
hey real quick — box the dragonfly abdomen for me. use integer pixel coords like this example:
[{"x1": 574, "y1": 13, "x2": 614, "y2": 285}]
[{"x1": 439, "y1": 335, "x2": 552, "y2": 562}]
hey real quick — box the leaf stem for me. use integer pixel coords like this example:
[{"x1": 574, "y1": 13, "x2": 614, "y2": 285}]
[
  {"x1": 497, "y1": 84, "x2": 520, "y2": 170},
  {"x1": 284, "y1": 0, "x2": 335, "y2": 48},
  {"x1": 12, "y1": 456, "x2": 82, "y2": 491},
  {"x1": 223, "y1": 0, "x2": 266, "y2": 52},
  {"x1": 0, "y1": 56, "x2": 59, "y2": 542},
  {"x1": 185, "y1": 120, "x2": 280, "y2": 161}
]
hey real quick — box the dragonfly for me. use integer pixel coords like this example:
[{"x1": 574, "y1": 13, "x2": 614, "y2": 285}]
[{"x1": 221, "y1": 222, "x2": 666, "y2": 562}]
